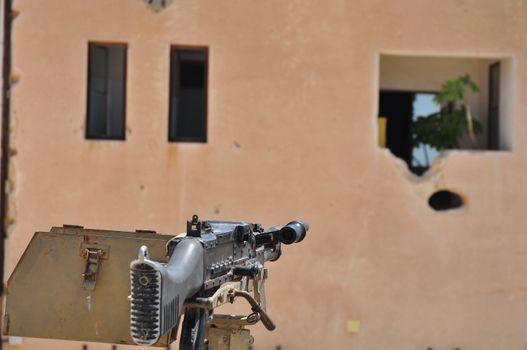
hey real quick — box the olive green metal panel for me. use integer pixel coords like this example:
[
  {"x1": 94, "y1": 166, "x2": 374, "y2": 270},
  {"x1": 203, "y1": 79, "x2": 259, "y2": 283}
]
[{"x1": 4, "y1": 226, "x2": 176, "y2": 346}]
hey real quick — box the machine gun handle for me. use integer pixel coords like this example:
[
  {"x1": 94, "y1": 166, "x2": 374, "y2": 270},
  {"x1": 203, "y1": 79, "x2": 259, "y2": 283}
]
[{"x1": 232, "y1": 290, "x2": 276, "y2": 331}]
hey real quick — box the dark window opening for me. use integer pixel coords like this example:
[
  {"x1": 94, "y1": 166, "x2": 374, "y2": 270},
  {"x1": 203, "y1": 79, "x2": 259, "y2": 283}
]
[
  {"x1": 86, "y1": 43, "x2": 127, "y2": 140},
  {"x1": 379, "y1": 91, "x2": 440, "y2": 175},
  {"x1": 169, "y1": 47, "x2": 208, "y2": 143},
  {"x1": 488, "y1": 62, "x2": 500, "y2": 150},
  {"x1": 428, "y1": 190, "x2": 464, "y2": 211}
]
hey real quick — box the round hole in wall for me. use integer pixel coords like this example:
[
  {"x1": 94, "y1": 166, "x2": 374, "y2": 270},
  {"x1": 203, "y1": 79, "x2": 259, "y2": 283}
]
[{"x1": 428, "y1": 190, "x2": 464, "y2": 211}]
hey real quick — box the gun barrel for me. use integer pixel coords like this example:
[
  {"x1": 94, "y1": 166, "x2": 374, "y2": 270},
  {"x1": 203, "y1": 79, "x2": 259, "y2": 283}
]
[{"x1": 279, "y1": 221, "x2": 309, "y2": 245}]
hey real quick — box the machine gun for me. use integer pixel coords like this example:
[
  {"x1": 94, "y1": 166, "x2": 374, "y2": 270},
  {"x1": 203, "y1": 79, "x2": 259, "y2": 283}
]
[{"x1": 4, "y1": 215, "x2": 308, "y2": 350}]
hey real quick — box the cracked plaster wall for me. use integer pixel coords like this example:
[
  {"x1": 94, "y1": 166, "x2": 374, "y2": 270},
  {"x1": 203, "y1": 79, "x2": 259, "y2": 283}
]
[{"x1": 4, "y1": 0, "x2": 527, "y2": 349}]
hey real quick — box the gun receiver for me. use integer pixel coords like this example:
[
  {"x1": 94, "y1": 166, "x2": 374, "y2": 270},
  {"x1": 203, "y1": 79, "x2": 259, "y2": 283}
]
[{"x1": 129, "y1": 215, "x2": 308, "y2": 348}]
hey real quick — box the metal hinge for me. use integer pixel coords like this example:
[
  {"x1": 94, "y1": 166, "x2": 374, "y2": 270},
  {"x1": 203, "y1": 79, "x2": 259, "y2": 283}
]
[{"x1": 81, "y1": 244, "x2": 109, "y2": 290}]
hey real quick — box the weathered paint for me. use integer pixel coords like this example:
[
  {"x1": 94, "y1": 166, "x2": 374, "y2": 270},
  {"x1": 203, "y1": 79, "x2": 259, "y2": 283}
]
[{"x1": 5, "y1": 227, "x2": 172, "y2": 346}]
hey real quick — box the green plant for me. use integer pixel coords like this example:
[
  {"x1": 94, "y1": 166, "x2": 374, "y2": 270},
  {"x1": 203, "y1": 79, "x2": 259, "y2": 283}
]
[{"x1": 412, "y1": 74, "x2": 482, "y2": 150}]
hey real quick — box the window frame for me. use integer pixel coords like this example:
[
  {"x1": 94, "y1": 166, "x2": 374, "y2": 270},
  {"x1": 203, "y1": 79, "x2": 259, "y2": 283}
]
[
  {"x1": 168, "y1": 45, "x2": 209, "y2": 143},
  {"x1": 488, "y1": 62, "x2": 500, "y2": 150},
  {"x1": 85, "y1": 41, "x2": 128, "y2": 141}
]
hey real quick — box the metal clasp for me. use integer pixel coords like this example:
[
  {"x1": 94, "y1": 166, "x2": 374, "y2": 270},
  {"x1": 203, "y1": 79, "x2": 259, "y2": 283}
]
[{"x1": 81, "y1": 245, "x2": 109, "y2": 290}]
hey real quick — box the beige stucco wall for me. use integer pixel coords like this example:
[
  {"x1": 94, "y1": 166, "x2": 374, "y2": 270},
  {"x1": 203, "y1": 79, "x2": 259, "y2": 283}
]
[{"x1": 4, "y1": 0, "x2": 527, "y2": 349}]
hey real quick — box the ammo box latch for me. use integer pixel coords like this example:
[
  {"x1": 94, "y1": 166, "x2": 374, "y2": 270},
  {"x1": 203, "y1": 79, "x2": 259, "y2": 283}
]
[{"x1": 81, "y1": 244, "x2": 109, "y2": 290}]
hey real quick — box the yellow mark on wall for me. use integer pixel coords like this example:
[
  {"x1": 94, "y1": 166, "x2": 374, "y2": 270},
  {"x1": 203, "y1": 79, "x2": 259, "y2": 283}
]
[
  {"x1": 346, "y1": 320, "x2": 361, "y2": 334},
  {"x1": 378, "y1": 117, "x2": 387, "y2": 148}
]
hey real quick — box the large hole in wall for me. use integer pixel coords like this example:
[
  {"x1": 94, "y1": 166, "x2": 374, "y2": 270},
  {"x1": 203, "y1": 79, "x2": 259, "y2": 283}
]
[
  {"x1": 428, "y1": 190, "x2": 464, "y2": 211},
  {"x1": 377, "y1": 54, "x2": 513, "y2": 175}
]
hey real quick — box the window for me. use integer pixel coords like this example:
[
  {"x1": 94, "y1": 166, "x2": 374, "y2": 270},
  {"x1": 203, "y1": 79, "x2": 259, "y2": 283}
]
[
  {"x1": 378, "y1": 55, "x2": 512, "y2": 175},
  {"x1": 379, "y1": 91, "x2": 440, "y2": 175},
  {"x1": 169, "y1": 47, "x2": 208, "y2": 143},
  {"x1": 86, "y1": 43, "x2": 127, "y2": 140}
]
